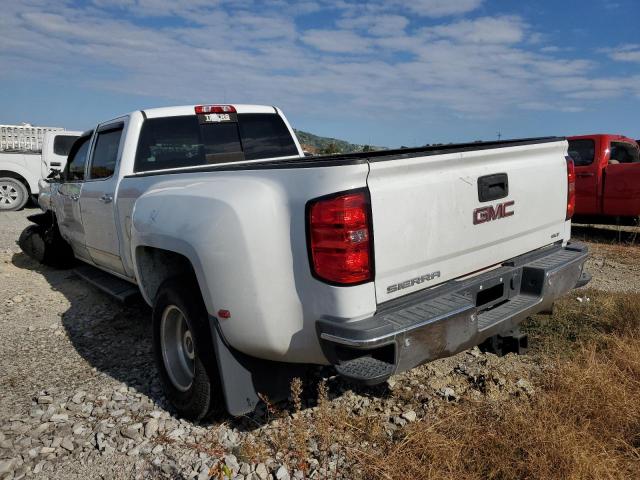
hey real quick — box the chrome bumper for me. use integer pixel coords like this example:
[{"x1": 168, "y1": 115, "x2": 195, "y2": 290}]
[{"x1": 317, "y1": 243, "x2": 589, "y2": 384}]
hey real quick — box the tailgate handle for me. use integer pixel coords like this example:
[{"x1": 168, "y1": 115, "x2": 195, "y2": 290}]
[{"x1": 478, "y1": 173, "x2": 509, "y2": 202}]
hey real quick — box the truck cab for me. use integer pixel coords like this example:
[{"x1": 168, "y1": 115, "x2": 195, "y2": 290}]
[{"x1": 568, "y1": 134, "x2": 640, "y2": 224}]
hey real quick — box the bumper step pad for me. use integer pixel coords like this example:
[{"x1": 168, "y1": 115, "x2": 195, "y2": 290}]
[
  {"x1": 477, "y1": 295, "x2": 538, "y2": 330},
  {"x1": 335, "y1": 356, "x2": 395, "y2": 386}
]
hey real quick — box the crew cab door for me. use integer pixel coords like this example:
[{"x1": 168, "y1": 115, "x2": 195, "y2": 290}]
[
  {"x1": 54, "y1": 136, "x2": 92, "y2": 262},
  {"x1": 79, "y1": 120, "x2": 127, "y2": 275},
  {"x1": 603, "y1": 141, "x2": 640, "y2": 216},
  {"x1": 568, "y1": 137, "x2": 599, "y2": 215}
]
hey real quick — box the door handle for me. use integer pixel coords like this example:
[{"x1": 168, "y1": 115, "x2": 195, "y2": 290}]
[
  {"x1": 576, "y1": 172, "x2": 595, "y2": 178},
  {"x1": 70, "y1": 194, "x2": 79, "y2": 201},
  {"x1": 100, "y1": 194, "x2": 113, "y2": 204}
]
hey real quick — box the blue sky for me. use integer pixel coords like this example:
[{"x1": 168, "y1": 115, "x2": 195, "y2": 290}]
[{"x1": 1, "y1": 0, "x2": 639, "y2": 147}]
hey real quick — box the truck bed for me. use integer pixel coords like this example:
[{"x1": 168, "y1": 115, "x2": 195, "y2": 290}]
[{"x1": 125, "y1": 136, "x2": 564, "y2": 176}]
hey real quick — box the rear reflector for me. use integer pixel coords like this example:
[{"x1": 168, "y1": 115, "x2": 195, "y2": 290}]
[
  {"x1": 566, "y1": 156, "x2": 576, "y2": 220},
  {"x1": 308, "y1": 190, "x2": 373, "y2": 285},
  {"x1": 195, "y1": 105, "x2": 236, "y2": 114}
]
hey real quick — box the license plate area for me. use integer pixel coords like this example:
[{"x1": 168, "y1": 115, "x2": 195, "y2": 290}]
[
  {"x1": 467, "y1": 269, "x2": 521, "y2": 313},
  {"x1": 476, "y1": 283, "x2": 504, "y2": 308}
]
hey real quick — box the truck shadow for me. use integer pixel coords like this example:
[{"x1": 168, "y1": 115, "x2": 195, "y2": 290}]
[
  {"x1": 11, "y1": 252, "x2": 170, "y2": 408},
  {"x1": 10, "y1": 251, "x2": 392, "y2": 432},
  {"x1": 572, "y1": 224, "x2": 639, "y2": 245}
]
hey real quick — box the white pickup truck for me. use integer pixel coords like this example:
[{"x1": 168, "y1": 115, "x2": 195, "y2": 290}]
[
  {"x1": 0, "y1": 130, "x2": 80, "y2": 210},
  {"x1": 27, "y1": 104, "x2": 590, "y2": 420}
]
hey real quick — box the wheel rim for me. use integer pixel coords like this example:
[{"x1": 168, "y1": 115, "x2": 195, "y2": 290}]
[
  {"x1": 160, "y1": 305, "x2": 195, "y2": 392},
  {"x1": 0, "y1": 181, "x2": 21, "y2": 208}
]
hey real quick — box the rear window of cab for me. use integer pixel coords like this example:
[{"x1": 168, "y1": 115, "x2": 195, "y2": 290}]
[
  {"x1": 134, "y1": 113, "x2": 299, "y2": 172},
  {"x1": 567, "y1": 139, "x2": 595, "y2": 166}
]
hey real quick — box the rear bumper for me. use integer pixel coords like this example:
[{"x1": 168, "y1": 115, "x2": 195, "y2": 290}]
[{"x1": 317, "y1": 242, "x2": 589, "y2": 384}]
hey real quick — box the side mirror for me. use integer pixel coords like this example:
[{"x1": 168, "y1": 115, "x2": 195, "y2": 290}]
[{"x1": 47, "y1": 168, "x2": 63, "y2": 181}]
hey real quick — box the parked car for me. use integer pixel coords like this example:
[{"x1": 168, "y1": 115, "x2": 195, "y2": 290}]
[
  {"x1": 567, "y1": 134, "x2": 640, "y2": 225},
  {"x1": 25, "y1": 104, "x2": 589, "y2": 420},
  {"x1": 0, "y1": 130, "x2": 80, "y2": 210}
]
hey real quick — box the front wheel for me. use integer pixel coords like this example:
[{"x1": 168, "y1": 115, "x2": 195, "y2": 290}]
[
  {"x1": 0, "y1": 177, "x2": 29, "y2": 211},
  {"x1": 152, "y1": 277, "x2": 223, "y2": 420}
]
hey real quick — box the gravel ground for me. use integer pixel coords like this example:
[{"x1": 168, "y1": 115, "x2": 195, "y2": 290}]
[
  {"x1": 573, "y1": 224, "x2": 640, "y2": 293},
  {"x1": 0, "y1": 208, "x2": 637, "y2": 479}
]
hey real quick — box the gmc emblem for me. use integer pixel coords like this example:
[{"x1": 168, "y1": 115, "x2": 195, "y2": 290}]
[{"x1": 474, "y1": 200, "x2": 515, "y2": 225}]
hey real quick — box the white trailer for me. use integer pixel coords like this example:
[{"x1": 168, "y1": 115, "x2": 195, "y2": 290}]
[{"x1": 0, "y1": 124, "x2": 63, "y2": 153}]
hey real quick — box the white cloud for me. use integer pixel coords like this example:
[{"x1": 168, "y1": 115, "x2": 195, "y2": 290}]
[
  {"x1": 604, "y1": 44, "x2": 640, "y2": 63},
  {"x1": 302, "y1": 29, "x2": 370, "y2": 53},
  {"x1": 396, "y1": 0, "x2": 483, "y2": 17},
  {"x1": 424, "y1": 16, "x2": 526, "y2": 44},
  {"x1": 336, "y1": 14, "x2": 409, "y2": 37}
]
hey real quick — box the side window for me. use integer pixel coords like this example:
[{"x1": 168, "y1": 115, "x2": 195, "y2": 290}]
[
  {"x1": 53, "y1": 135, "x2": 79, "y2": 156},
  {"x1": 610, "y1": 142, "x2": 640, "y2": 164},
  {"x1": 66, "y1": 138, "x2": 91, "y2": 181},
  {"x1": 567, "y1": 139, "x2": 595, "y2": 166},
  {"x1": 90, "y1": 127, "x2": 123, "y2": 179}
]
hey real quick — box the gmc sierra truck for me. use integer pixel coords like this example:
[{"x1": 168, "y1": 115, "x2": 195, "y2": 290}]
[
  {"x1": 568, "y1": 134, "x2": 640, "y2": 225},
  {"x1": 26, "y1": 104, "x2": 590, "y2": 420}
]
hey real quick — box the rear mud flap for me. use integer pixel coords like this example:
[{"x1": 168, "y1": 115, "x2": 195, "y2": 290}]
[{"x1": 208, "y1": 317, "x2": 308, "y2": 416}]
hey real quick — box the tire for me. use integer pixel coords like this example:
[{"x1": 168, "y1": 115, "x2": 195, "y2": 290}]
[
  {"x1": 0, "y1": 177, "x2": 29, "y2": 211},
  {"x1": 18, "y1": 225, "x2": 47, "y2": 263},
  {"x1": 152, "y1": 276, "x2": 223, "y2": 420}
]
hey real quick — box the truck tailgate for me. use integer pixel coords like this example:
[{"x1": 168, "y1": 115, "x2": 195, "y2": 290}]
[{"x1": 367, "y1": 139, "x2": 570, "y2": 303}]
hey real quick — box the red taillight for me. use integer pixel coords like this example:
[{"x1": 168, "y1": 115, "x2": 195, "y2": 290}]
[
  {"x1": 194, "y1": 105, "x2": 236, "y2": 114},
  {"x1": 308, "y1": 190, "x2": 373, "y2": 285},
  {"x1": 566, "y1": 156, "x2": 576, "y2": 220}
]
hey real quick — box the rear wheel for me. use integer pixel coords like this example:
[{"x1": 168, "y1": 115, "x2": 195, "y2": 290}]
[
  {"x1": 152, "y1": 277, "x2": 223, "y2": 420},
  {"x1": 0, "y1": 177, "x2": 29, "y2": 211}
]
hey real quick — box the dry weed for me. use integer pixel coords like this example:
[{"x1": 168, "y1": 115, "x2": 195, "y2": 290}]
[
  {"x1": 290, "y1": 377, "x2": 309, "y2": 472},
  {"x1": 352, "y1": 291, "x2": 640, "y2": 479},
  {"x1": 244, "y1": 291, "x2": 640, "y2": 479}
]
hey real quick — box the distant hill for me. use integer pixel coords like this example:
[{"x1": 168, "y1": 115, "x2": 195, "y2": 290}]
[{"x1": 294, "y1": 129, "x2": 385, "y2": 155}]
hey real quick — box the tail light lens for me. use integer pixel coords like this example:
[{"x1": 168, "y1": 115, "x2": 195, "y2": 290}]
[
  {"x1": 566, "y1": 156, "x2": 576, "y2": 220},
  {"x1": 308, "y1": 190, "x2": 373, "y2": 285},
  {"x1": 194, "y1": 105, "x2": 236, "y2": 114}
]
